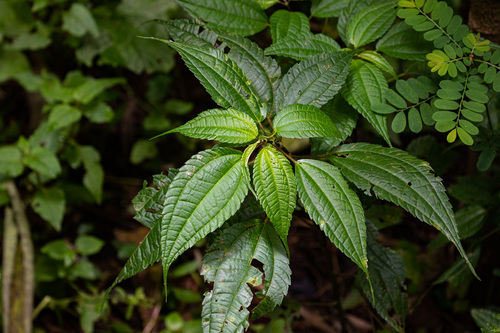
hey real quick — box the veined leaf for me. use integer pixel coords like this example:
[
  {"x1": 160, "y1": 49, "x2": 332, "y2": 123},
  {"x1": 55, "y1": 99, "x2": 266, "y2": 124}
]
[
  {"x1": 359, "y1": 221, "x2": 407, "y2": 332},
  {"x1": 265, "y1": 34, "x2": 341, "y2": 60},
  {"x1": 269, "y1": 10, "x2": 310, "y2": 43},
  {"x1": 275, "y1": 51, "x2": 352, "y2": 112},
  {"x1": 376, "y1": 22, "x2": 433, "y2": 60},
  {"x1": 201, "y1": 221, "x2": 291, "y2": 331},
  {"x1": 162, "y1": 41, "x2": 263, "y2": 122},
  {"x1": 347, "y1": 2, "x2": 397, "y2": 48},
  {"x1": 175, "y1": 0, "x2": 267, "y2": 36},
  {"x1": 215, "y1": 31, "x2": 281, "y2": 105},
  {"x1": 337, "y1": 0, "x2": 370, "y2": 45},
  {"x1": 341, "y1": 59, "x2": 391, "y2": 146},
  {"x1": 162, "y1": 108, "x2": 258, "y2": 144},
  {"x1": 330, "y1": 143, "x2": 478, "y2": 278},
  {"x1": 165, "y1": 19, "x2": 218, "y2": 47},
  {"x1": 295, "y1": 159, "x2": 368, "y2": 275},
  {"x1": 273, "y1": 104, "x2": 342, "y2": 138},
  {"x1": 253, "y1": 146, "x2": 296, "y2": 244},
  {"x1": 161, "y1": 148, "x2": 249, "y2": 283},
  {"x1": 311, "y1": 0, "x2": 350, "y2": 18},
  {"x1": 358, "y1": 50, "x2": 398, "y2": 80}
]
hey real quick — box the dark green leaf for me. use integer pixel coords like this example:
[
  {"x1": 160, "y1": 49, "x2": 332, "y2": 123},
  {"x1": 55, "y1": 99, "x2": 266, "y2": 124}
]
[
  {"x1": 455, "y1": 205, "x2": 487, "y2": 239},
  {"x1": 434, "y1": 99, "x2": 460, "y2": 110},
  {"x1": 269, "y1": 10, "x2": 310, "y2": 43},
  {"x1": 347, "y1": 2, "x2": 397, "y2": 48},
  {"x1": 23, "y1": 146, "x2": 61, "y2": 179},
  {"x1": 265, "y1": 34, "x2": 341, "y2": 60},
  {"x1": 311, "y1": 0, "x2": 349, "y2": 18},
  {"x1": 395, "y1": 80, "x2": 419, "y2": 104},
  {"x1": 274, "y1": 104, "x2": 341, "y2": 138},
  {"x1": 392, "y1": 111, "x2": 407, "y2": 133},
  {"x1": 471, "y1": 308, "x2": 500, "y2": 332},
  {"x1": 385, "y1": 89, "x2": 407, "y2": 109},
  {"x1": 0, "y1": 146, "x2": 24, "y2": 177},
  {"x1": 408, "y1": 107, "x2": 423, "y2": 133},
  {"x1": 32, "y1": 188, "x2": 65, "y2": 231},
  {"x1": 477, "y1": 148, "x2": 496, "y2": 171}
]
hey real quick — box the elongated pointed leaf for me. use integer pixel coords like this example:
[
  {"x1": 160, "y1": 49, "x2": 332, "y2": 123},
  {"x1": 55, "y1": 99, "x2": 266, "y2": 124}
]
[
  {"x1": 253, "y1": 146, "x2": 296, "y2": 244},
  {"x1": 358, "y1": 50, "x2": 397, "y2": 80},
  {"x1": 295, "y1": 159, "x2": 368, "y2": 274},
  {"x1": 161, "y1": 148, "x2": 249, "y2": 279},
  {"x1": 347, "y1": 2, "x2": 397, "y2": 48},
  {"x1": 159, "y1": 40, "x2": 263, "y2": 122},
  {"x1": 376, "y1": 21, "x2": 433, "y2": 60},
  {"x1": 341, "y1": 59, "x2": 391, "y2": 145},
  {"x1": 269, "y1": 10, "x2": 310, "y2": 43},
  {"x1": 165, "y1": 19, "x2": 218, "y2": 47},
  {"x1": 359, "y1": 221, "x2": 407, "y2": 332},
  {"x1": 265, "y1": 34, "x2": 341, "y2": 60},
  {"x1": 329, "y1": 143, "x2": 478, "y2": 278},
  {"x1": 311, "y1": 0, "x2": 350, "y2": 18},
  {"x1": 275, "y1": 51, "x2": 352, "y2": 112},
  {"x1": 164, "y1": 108, "x2": 258, "y2": 144},
  {"x1": 175, "y1": 0, "x2": 267, "y2": 36},
  {"x1": 201, "y1": 221, "x2": 290, "y2": 332},
  {"x1": 274, "y1": 103, "x2": 341, "y2": 138}
]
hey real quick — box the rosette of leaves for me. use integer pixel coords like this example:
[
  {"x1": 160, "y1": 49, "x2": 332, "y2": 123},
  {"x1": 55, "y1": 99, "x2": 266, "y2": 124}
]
[{"x1": 105, "y1": 12, "x2": 479, "y2": 331}]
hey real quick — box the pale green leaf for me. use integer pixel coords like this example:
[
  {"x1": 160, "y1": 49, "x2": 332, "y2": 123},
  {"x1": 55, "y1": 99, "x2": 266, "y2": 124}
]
[
  {"x1": 341, "y1": 59, "x2": 391, "y2": 146},
  {"x1": 75, "y1": 235, "x2": 104, "y2": 255},
  {"x1": 175, "y1": 0, "x2": 267, "y2": 36},
  {"x1": 162, "y1": 40, "x2": 263, "y2": 122},
  {"x1": 265, "y1": 34, "x2": 341, "y2": 60},
  {"x1": 358, "y1": 50, "x2": 398, "y2": 79},
  {"x1": 274, "y1": 104, "x2": 341, "y2": 138},
  {"x1": 0, "y1": 50, "x2": 30, "y2": 83},
  {"x1": 269, "y1": 10, "x2": 310, "y2": 43},
  {"x1": 48, "y1": 104, "x2": 82, "y2": 130},
  {"x1": 32, "y1": 187, "x2": 65, "y2": 231},
  {"x1": 23, "y1": 146, "x2": 61, "y2": 179},
  {"x1": 0, "y1": 146, "x2": 24, "y2": 177},
  {"x1": 253, "y1": 146, "x2": 296, "y2": 243},
  {"x1": 275, "y1": 51, "x2": 352, "y2": 112},
  {"x1": 254, "y1": 0, "x2": 279, "y2": 9},
  {"x1": 347, "y1": 2, "x2": 397, "y2": 48},
  {"x1": 201, "y1": 221, "x2": 290, "y2": 331},
  {"x1": 62, "y1": 3, "x2": 99, "y2": 38},
  {"x1": 376, "y1": 22, "x2": 433, "y2": 60},
  {"x1": 330, "y1": 143, "x2": 478, "y2": 278},
  {"x1": 163, "y1": 108, "x2": 258, "y2": 144},
  {"x1": 295, "y1": 159, "x2": 368, "y2": 274},
  {"x1": 359, "y1": 221, "x2": 407, "y2": 332},
  {"x1": 311, "y1": 0, "x2": 350, "y2": 18},
  {"x1": 161, "y1": 148, "x2": 249, "y2": 279}
]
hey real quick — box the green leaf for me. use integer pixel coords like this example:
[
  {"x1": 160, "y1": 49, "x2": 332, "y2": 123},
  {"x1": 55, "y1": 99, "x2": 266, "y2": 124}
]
[
  {"x1": 72, "y1": 77, "x2": 125, "y2": 104},
  {"x1": 392, "y1": 111, "x2": 407, "y2": 133},
  {"x1": 161, "y1": 148, "x2": 249, "y2": 281},
  {"x1": 48, "y1": 104, "x2": 82, "y2": 130},
  {"x1": 163, "y1": 19, "x2": 217, "y2": 47},
  {"x1": 477, "y1": 148, "x2": 495, "y2": 172},
  {"x1": 295, "y1": 159, "x2": 368, "y2": 274},
  {"x1": 253, "y1": 146, "x2": 296, "y2": 244},
  {"x1": 408, "y1": 107, "x2": 423, "y2": 133},
  {"x1": 385, "y1": 89, "x2": 407, "y2": 109},
  {"x1": 32, "y1": 187, "x2": 66, "y2": 231},
  {"x1": 265, "y1": 34, "x2": 341, "y2": 60},
  {"x1": 162, "y1": 41, "x2": 263, "y2": 122},
  {"x1": 41, "y1": 240, "x2": 76, "y2": 265},
  {"x1": 395, "y1": 79, "x2": 419, "y2": 104},
  {"x1": 274, "y1": 104, "x2": 342, "y2": 138},
  {"x1": 471, "y1": 308, "x2": 500, "y2": 332},
  {"x1": 83, "y1": 101, "x2": 114, "y2": 123},
  {"x1": 457, "y1": 127, "x2": 474, "y2": 146},
  {"x1": 254, "y1": 0, "x2": 279, "y2": 9},
  {"x1": 358, "y1": 51, "x2": 398, "y2": 80},
  {"x1": 341, "y1": 59, "x2": 391, "y2": 146},
  {"x1": 0, "y1": 146, "x2": 24, "y2": 177},
  {"x1": 347, "y1": 2, "x2": 397, "y2": 48},
  {"x1": 275, "y1": 51, "x2": 352, "y2": 112},
  {"x1": 75, "y1": 235, "x2": 104, "y2": 255},
  {"x1": 311, "y1": 0, "x2": 350, "y2": 18},
  {"x1": 330, "y1": 143, "x2": 478, "y2": 279},
  {"x1": 201, "y1": 221, "x2": 291, "y2": 330},
  {"x1": 359, "y1": 221, "x2": 407, "y2": 332},
  {"x1": 377, "y1": 22, "x2": 433, "y2": 60},
  {"x1": 434, "y1": 99, "x2": 460, "y2": 110},
  {"x1": 455, "y1": 205, "x2": 487, "y2": 239},
  {"x1": 269, "y1": 10, "x2": 310, "y2": 43},
  {"x1": 175, "y1": 0, "x2": 267, "y2": 36},
  {"x1": 163, "y1": 108, "x2": 258, "y2": 144},
  {"x1": 79, "y1": 146, "x2": 104, "y2": 204},
  {"x1": 23, "y1": 146, "x2": 61, "y2": 179},
  {"x1": 62, "y1": 3, "x2": 99, "y2": 38},
  {"x1": 130, "y1": 139, "x2": 158, "y2": 164}
]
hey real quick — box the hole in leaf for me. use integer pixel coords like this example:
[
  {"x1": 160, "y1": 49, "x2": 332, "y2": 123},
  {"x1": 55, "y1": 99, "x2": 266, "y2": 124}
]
[{"x1": 408, "y1": 182, "x2": 412, "y2": 187}]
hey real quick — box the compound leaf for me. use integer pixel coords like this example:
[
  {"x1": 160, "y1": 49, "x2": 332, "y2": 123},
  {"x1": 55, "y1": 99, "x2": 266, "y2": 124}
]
[
  {"x1": 163, "y1": 108, "x2": 258, "y2": 144},
  {"x1": 201, "y1": 221, "x2": 290, "y2": 332},
  {"x1": 330, "y1": 143, "x2": 478, "y2": 278},
  {"x1": 161, "y1": 148, "x2": 249, "y2": 282},
  {"x1": 273, "y1": 103, "x2": 341, "y2": 138},
  {"x1": 175, "y1": 0, "x2": 267, "y2": 36},
  {"x1": 295, "y1": 159, "x2": 368, "y2": 275},
  {"x1": 347, "y1": 2, "x2": 397, "y2": 48},
  {"x1": 253, "y1": 146, "x2": 296, "y2": 244},
  {"x1": 275, "y1": 51, "x2": 352, "y2": 112},
  {"x1": 341, "y1": 59, "x2": 391, "y2": 146}
]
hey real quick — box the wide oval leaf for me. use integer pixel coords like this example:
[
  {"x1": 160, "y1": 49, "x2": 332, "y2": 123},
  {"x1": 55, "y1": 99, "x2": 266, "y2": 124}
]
[
  {"x1": 330, "y1": 143, "x2": 478, "y2": 278},
  {"x1": 347, "y1": 2, "x2": 397, "y2": 48},
  {"x1": 163, "y1": 108, "x2": 258, "y2": 144},
  {"x1": 273, "y1": 104, "x2": 341, "y2": 138},
  {"x1": 376, "y1": 21, "x2": 433, "y2": 60},
  {"x1": 295, "y1": 159, "x2": 368, "y2": 275},
  {"x1": 161, "y1": 148, "x2": 249, "y2": 279},
  {"x1": 253, "y1": 146, "x2": 296, "y2": 243}
]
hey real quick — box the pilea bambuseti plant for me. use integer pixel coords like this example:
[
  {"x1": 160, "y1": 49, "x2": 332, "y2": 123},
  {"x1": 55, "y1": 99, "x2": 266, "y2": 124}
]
[{"x1": 104, "y1": 0, "x2": 488, "y2": 331}]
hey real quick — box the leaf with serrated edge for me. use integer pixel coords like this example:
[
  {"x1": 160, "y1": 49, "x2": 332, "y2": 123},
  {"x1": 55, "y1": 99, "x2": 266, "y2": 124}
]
[
  {"x1": 164, "y1": 108, "x2": 258, "y2": 144},
  {"x1": 201, "y1": 221, "x2": 291, "y2": 331},
  {"x1": 275, "y1": 51, "x2": 352, "y2": 112},
  {"x1": 341, "y1": 59, "x2": 391, "y2": 146},
  {"x1": 253, "y1": 145, "x2": 296, "y2": 245},
  {"x1": 265, "y1": 34, "x2": 341, "y2": 60},
  {"x1": 330, "y1": 143, "x2": 478, "y2": 278},
  {"x1": 358, "y1": 50, "x2": 398, "y2": 80},
  {"x1": 152, "y1": 40, "x2": 263, "y2": 122},
  {"x1": 175, "y1": 0, "x2": 267, "y2": 36},
  {"x1": 273, "y1": 103, "x2": 342, "y2": 138},
  {"x1": 376, "y1": 22, "x2": 433, "y2": 60},
  {"x1": 347, "y1": 2, "x2": 397, "y2": 48},
  {"x1": 269, "y1": 10, "x2": 310, "y2": 43},
  {"x1": 165, "y1": 19, "x2": 218, "y2": 47},
  {"x1": 161, "y1": 148, "x2": 249, "y2": 287},
  {"x1": 295, "y1": 159, "x2": 368, "y2": 275},
  {"x1": 311, "y1": 0, "x2": 350, "y2": 18}
]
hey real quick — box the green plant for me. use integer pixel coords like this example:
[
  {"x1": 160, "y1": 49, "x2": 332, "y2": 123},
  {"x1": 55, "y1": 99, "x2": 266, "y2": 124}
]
[{"x1": 104, "y1": 0, "x2": 493, "y2": 331}]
